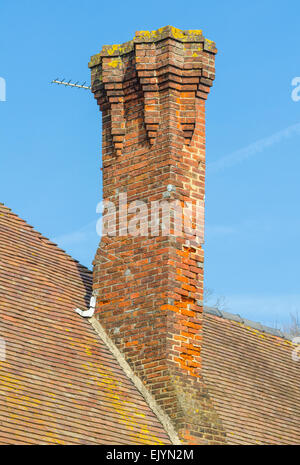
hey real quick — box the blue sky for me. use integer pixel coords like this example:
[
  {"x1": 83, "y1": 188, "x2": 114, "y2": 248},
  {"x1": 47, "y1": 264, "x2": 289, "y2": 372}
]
[{"x1": 1, "y1": 0, "x2": 300, "y2": 327}]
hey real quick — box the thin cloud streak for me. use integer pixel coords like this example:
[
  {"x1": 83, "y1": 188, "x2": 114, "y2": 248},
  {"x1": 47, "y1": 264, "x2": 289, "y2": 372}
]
[
  {"x1": 207, "y1": 122, "x2": 300, "y2": 173},
  {"x1": 52, "y1": 220, "x2": 97, "y2": 248}
]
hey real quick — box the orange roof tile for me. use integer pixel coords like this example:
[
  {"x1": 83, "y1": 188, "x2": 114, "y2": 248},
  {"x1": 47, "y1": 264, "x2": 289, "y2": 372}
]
[
  {"x1": 0, "y1": 204, "x2": 171, "y2": 445},
  {"x1": 202, "y1": 312, "x2": 300, "y2": 444}
]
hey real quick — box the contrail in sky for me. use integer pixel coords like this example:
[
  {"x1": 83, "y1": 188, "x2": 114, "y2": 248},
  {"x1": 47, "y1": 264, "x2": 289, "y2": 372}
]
[{"x1": 207, "y1": 122, "x2": 300, "y2": 173}]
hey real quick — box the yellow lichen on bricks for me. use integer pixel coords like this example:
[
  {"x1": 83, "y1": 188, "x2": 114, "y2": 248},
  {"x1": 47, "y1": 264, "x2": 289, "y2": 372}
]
[
  {"x1": 107, "y1": 57, "x2": 121, "y2": 68},
  {"x1": 106, "y1": 44, "x2": 121, "y2": 55},
  {"x1": 89, "y1": 26, "x2": 216, "y2": 68}
]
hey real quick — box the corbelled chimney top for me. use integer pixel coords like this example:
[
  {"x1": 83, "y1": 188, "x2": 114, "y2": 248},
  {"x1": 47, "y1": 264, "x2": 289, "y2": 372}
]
[{"x1": 89, "y1": 25, "x2": 217, "y2": 68}]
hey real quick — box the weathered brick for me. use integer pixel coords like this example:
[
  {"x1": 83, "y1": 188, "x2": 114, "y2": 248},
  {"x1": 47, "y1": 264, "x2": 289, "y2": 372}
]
[{"x1": 90, "y1": 25, "x2": 225, "y2": 445}]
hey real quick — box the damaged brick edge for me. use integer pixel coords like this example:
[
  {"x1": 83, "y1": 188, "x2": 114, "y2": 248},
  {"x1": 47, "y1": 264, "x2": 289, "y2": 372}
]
[{"x1": 88, "y1": 316, "x2": 181, "y2": 445}]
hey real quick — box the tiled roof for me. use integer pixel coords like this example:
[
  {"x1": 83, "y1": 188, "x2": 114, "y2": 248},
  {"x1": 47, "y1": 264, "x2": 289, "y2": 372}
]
[
  {"x1": 0, "y1": 203, "x2": 299, "y2": 445},
  {"x1": 202, "y1": 308, "x2": 300, "y2": 444},
  {"x1": 0, "y1": 204, "x2": 171, "y2": 445}
]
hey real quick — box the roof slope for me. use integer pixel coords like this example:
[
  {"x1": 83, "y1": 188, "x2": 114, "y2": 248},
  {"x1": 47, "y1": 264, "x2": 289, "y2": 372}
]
[
  {"x1": 202, "y1": 311, "x2": 300, "y2": 444},
  {"x1": 0, "y1": 203, "x2": 299, "y2": 445},
  {"x1": 0, "y1": 204, "x2": 170, "y2": 445}
]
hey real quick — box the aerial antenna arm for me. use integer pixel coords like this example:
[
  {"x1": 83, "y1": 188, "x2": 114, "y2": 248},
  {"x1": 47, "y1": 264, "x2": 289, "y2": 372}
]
[{"x1": 51, "y1": 78, "x2": 91, "y2": 90}]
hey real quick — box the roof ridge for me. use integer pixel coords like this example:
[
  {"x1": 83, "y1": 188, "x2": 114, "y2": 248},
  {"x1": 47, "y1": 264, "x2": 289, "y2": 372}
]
[
  {"x1": 203, "y1": 306, "x2": 293, "y2": 342},
  {"x1": 0, "y1": 202, "x2": 92, "y2": 274}
]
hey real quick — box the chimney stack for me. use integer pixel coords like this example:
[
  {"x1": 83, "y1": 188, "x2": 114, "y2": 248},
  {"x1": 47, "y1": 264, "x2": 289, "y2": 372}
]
[{"x1": 89, "y1": 26, "x2": 224, "y2": 444}]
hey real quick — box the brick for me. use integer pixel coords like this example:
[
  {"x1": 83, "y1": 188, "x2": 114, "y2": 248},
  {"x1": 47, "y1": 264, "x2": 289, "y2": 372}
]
[{"x1": 90, "y1": 26, "x2": 222, "y2": 445}]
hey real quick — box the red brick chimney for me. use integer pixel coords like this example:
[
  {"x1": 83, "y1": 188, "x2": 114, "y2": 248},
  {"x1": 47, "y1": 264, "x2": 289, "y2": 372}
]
[{"x1": 89, "y1": 26, "x2": 224, "y2": 444}]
